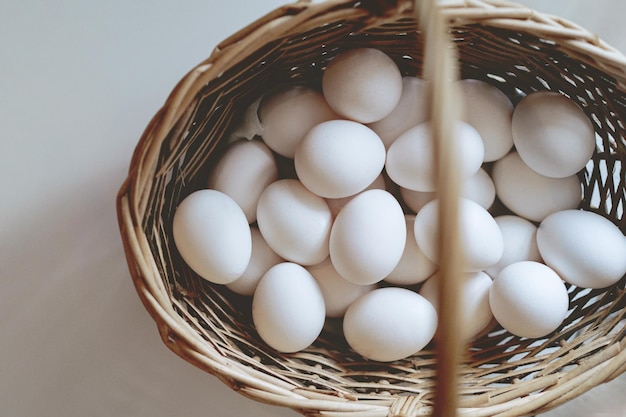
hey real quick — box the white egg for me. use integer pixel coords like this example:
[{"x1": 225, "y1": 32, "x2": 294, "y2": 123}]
[
  {"x1": 457, "y1": 79, "x2": 514, "y2": 162},
  {"x1": 322, "y1": 48, "x2": 403, "y2": 124},
  {"x1": 343, "y1": 287, "x2": 437, "y2": 362},
  {"x1": 414, "y1": 198, "x2": 503, "y2": 272},
  {"x1": 462, "y1": 168, "x2": 496, "y2": 209},
  {"x1": 485, "y1": 215, "x2": 541, "y2": 278},
  {"x1": 226, "y1": 227, "x2": 283, "y2": 296},
  {"x1": 258, "y1": 85, "x2": 339, "y2": 158},
  {"x1": 385, "y1": 215, "x2": 437, "y2": 286},
  {"x1": 512, "y1": 91, "x2": 596, "y2": 178},
  {"x1": 330, "y1": 189, "x2": 406, "y2": 285},
  {"x1": 173, "y1": 189, "x2": 251, "y2": 284},
  {"x1": 325, "y1": 174, "x2": 387, "y2": 218},
  {"x1": 492, "y1": 151, "x2": 581, "y2": 222},
  {"x1": 207, "y1": 139, "x2": 278, "y2": 223},
  {"x1": 295, "y1": 120, "x2": 386, "y2": 199},
  {"x1": 307, "y1": 258, "x2": 376, "y2": 318},
  {"x1": 490, "y1": 261, "x2": 569, "y2": 338},
  {"x1": 386, "y1": 121, "x2": 485, "y2": 192},
  {"x1": 537, "y1": 209, "x2": 626, "y2": 289},
  {"x1": 252, "y1": 262, "x2": 326, "y2": 353},
  {"x1": 256, "y1": 179, "x2": 332, "y2": 266},
  {"x1": 419, "y1": 271, "x2": 493, "y2": 341},
  {"x1": 367, "y1": 76, "x2": 429, "y2": 148},
  {"x1": 399, "y1": 187, "x2": 436, "y2": 214}
]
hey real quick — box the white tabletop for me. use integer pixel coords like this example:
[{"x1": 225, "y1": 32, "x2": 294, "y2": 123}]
[{"x1": 2, "y1": 1, "x2": 625, "y2": 416}]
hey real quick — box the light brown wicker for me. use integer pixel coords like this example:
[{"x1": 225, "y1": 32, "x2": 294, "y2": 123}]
[{"x1": 116, "y1": 1, "x2": 626, "y2": 416}]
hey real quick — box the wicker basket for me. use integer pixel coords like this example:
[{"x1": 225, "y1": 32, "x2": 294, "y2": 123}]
[{"x1": 116, "y1": 0, "x2": 626, "y2": 416}]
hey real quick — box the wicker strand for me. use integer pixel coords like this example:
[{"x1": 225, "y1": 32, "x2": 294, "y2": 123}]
[{"x1": 417, "y1": 0, "x2": 464, "y2": 416}]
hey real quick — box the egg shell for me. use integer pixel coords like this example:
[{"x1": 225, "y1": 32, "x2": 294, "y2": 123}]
[
  {"x1": 419, "y1": 271, "x2": 493, "y2": 341},
  {"x1": 226, "y1": 227, "x2": 283, "y2": 296},
  {"x1": 485, "y1": 215, "x2": 541, "y2": 278},
  {"x1": 537, "y1": 209, "x2": 626, "y2": 289},
  {"x1": 172, "y1": 189, "x2": 252, "y2": 284},
  {"x1": 252, "y1": 262, "x2": 326, "y2": 353},
  {"x1": 492, "y1": 151, "x2": 581, "y2": 222},
  {"x1": 490, "y1": 261, "x2": 569, "y2": 338},
  {"x1": 512, "y1": 91, "x2": 596, "y2": 178},
  {"x1": 330, "y1": 189, "x2": 406, "y2": 285},
  {"x1": 384, "y1": 215, "x2": 437, "y2": 285},
  {"x1": 457, "y1": 79, "x2": 514, "y2": 162},
  {"x1": 343, "y1": 287, "x2": 437, "y2": 362},
  {"x1": 295, "y1": 120, "x2": 386, "y2": 199},
  {"x1": 386, "y1": 121, "x2": 485, "y2": 192},
  {"x1": 207, "y1": 139, "x2": 278, "y2": 223},
  {"x1": 325, "y1": 174, "x2": 387, "y2": 218},
  {"x1": 367, "y1": 76, "x2": 429, "y2": 148},
  {"x1": 463, "y1": 168, "x2": 496, "y2": 210},
  {"x1": 256, "y1": 179, "x2": 332, "y2": 266},
  {"x1": 322, "y1": 48, "x2": 403, "y2": 123},
  {"x1": 307, "y1": 257, "x2": 376, "y2": 318},
  {"x1": 414, "y1": 198, "x2": 503, "y2": 272},
  {"x1": 258, "y1": 85, "x2": 339, "y2": 158}
]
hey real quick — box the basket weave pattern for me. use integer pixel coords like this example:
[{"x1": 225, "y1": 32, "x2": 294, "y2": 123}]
[{"x1": 117, "y1": 1, "x2": 626, "y2": 416}]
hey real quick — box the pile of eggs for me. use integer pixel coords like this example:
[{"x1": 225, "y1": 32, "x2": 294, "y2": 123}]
[{"x1": 172, "y1": 47, "x2": 626, "y2": 362}]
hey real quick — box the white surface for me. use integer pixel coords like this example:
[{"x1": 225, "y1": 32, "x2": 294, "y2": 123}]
[{"x1": 1, "y1": 1, "x2": 625, "y2": 416}]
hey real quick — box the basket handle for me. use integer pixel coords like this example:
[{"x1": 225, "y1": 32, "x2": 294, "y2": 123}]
[{"x1": 414, "y1": 0, "x2": 464, "y2": 416}]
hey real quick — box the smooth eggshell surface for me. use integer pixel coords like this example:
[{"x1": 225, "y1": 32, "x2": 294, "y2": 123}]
[
  {"x1": 307, "y1": 257, "x2": 376, "y2": 318},
  {"x1": 226, "y1": 227, "x2": 283, "y2": 296},
  {"x1": 537, "y1": 209, "x2": 626, "y2": 289},
  {"x1": 367, "y1": 76, "x2": 429, "y2": 148},
  {"x1": 457, "y1": 79, "x2": 514, "y2": 162},
  {"x1": 295, "y1": 120, "x2": 386, "y2": 199},
  {"x1": 420, "y1": 271, "x2": 493, "y2": 341},
  {"x1": 322, "y1": 48, "x2": 403, "y2": 123},
  {"x1": 485, "y1": 215, "x2": 541, "y2": 278},
  {"x1": 259, "y1": 85, "x2": 339, "y2": 158},
  {"x1": 330, "y1": 189, "x2": 406, "y2": 285},
  {"x1": 173, "y1": 189, "x2": 252, "y2": 284},
  {"x1": 492, "y1": 151, "x2": 581, "y2": 222},
  {"x1": 512, "y1": 91, "x2": 596, "y2": 178},
  {"x1": 384, "y1": 215, "x2": 437, "y2": 286},
  {"x1": 386, "y1": 121, "x2": 485, "y2": 192},
  {"x1": 490, "y1": 261, "x2": 569, "y2": 338},
  {"x1": 256, "y1": 179, "x2": 332, "y2": 266},
  {"x1": 343, "y1": 287, "x2": 437, "y2": 362},
  {"x1": 252, "y1": 262, "x2": 326, "y2": 352},
  {"x1": 207, "y1": 139, "x2": 278, "y2": 223},
  {"x1": 414, "y1": 198, "x2": 503, "y2": 272},
  {"x1": 461, "y1": 168, "x2": 496, "y2": 210}
]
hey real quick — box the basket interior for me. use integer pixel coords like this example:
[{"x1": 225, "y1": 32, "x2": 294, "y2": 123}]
[{"x1": 135, "y1": 1, "x2": 626, "y2": 410}]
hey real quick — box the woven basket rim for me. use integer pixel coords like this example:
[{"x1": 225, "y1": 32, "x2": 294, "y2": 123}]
[{"x1": 116, "y1": 1, "x2": 626, "y2": 416}]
